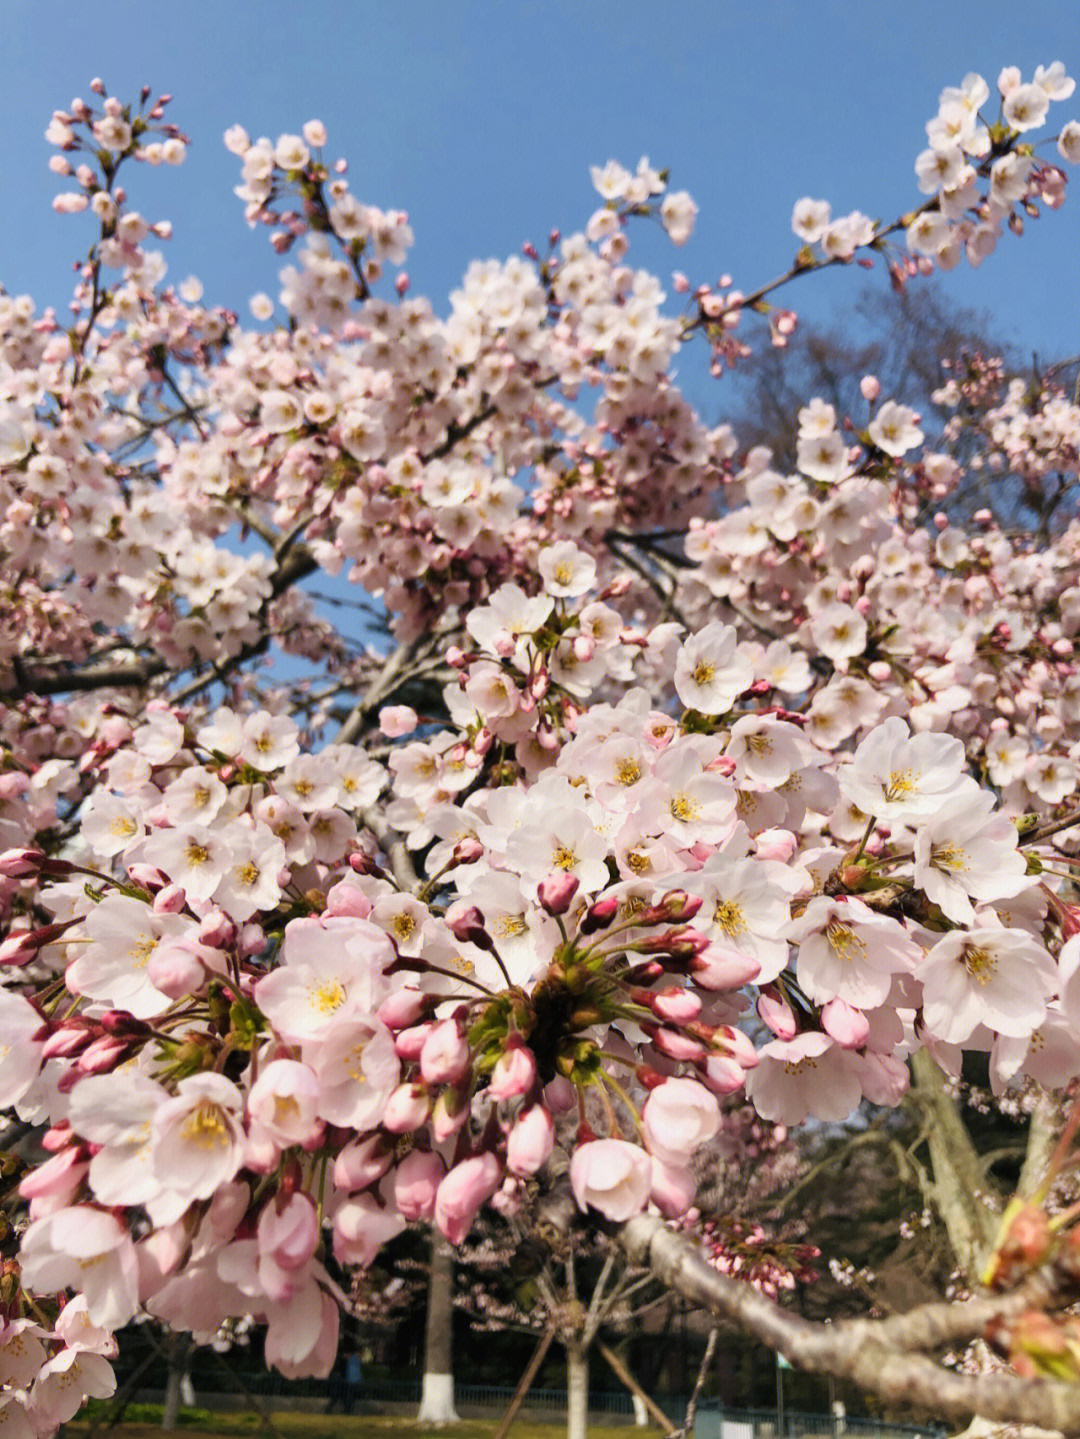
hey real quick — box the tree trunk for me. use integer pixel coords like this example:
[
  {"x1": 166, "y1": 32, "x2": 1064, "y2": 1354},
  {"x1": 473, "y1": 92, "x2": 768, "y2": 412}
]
[
  {"x1": 565, "y1": 1337, "x2": 589, "y2": 1439},
  {"x1": 418, "y1": 1234, "x2": 459, "y2": 1426},
  {"x1": 909, "y1": 1049, "x2": 999, "y2": 1279},
  {"x1": 162, "y1": 1334, "x2": 192, "y2": 1431}
]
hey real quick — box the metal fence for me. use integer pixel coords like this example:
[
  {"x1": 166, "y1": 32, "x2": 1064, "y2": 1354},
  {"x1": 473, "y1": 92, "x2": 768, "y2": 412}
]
[{"x1": 693, "y1": 1408, "x2": 947, "y2": 1439}]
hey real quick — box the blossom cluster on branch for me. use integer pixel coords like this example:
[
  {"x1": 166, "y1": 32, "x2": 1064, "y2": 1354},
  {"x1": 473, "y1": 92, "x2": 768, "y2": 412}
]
[{"x1": 3, "y1": 66, "x2": 1080, "y2": 1434}]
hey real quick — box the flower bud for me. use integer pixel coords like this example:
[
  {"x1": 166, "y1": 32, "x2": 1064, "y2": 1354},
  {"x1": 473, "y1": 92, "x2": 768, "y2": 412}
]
[
  {"x1": 198, "y1": 910, "x2": 236, "y2": 950},
  {"x1": 147, "y1": 943, "x2": 205, "y2": 999},
  {"x1": 127, "y1": 862, "x2": 169, "y2": 891},
  {"x1": 377, "y1": 987, "x2": 431, "y2": 1030},
  {"x1": 580, "y1": 896, "x2": 619, "y2": 934},
  {"x1": 488, "y1": 1042, "x2": 537, "y2": 1101},
  {"x1": 507, "y1": 1105, "x2": 555, "y2": 1176},
  {"x1": 434, "y1": 1153, "x2": 502, "y2": 1243},
  {"x1": 432, "y1": 1086, "x2": 470, "y2": 1143},
  {"x1": 153, "y1": 883, "x2": 187, "y2": 914},
  {"x1": 650, "y1": 1157, "x2": 698, "y2": 1218},
  {"x1": 537, "y1": 872, "x2": 579, "y2": 915},
  {"x1": 690, "y1": 944, "x2": 760, "y2": 991},
  {"x1": 0, "y1": 848, "x2": 45, "y2": 878},
  {"x1": 394, "y1": 1149, "x2": 445, "y2": 1220},
  {"x1": 41, "y1": 1022, "x2": 95, "y2": 1061},
  {"x1": 420, "y1": 1018, "x2": 471, "y2": 1086},
  {"x1": 396, "y1": 1018, "x2": 434, "y2": 1064},
  {"x1": 651, "y1": 986, "x2": 702, "y2": 1024},
  {"x1": 543, "y1": 1075, "x2": 576, "y2": 1113},
  {"x1": 333, "y1": 1134, "x2": 394, "y2": 1192},
  {"x1": 821, "y1": 998, "x2": 869, "y2": 1049},
  {"x1": 382, "y1": 1082, "x2": 431, "y2": 1133},
  {"x1": 702, "y1": 1054, "x2": 747, "y2": 1094},
  {"x1": 76, "y1": 1034, "x2": 131, "y2": 1074},
  {"x1": 758, "y1": 986, "x2": 797, "y2": 1040},
  {"x1": 445, "y1": 903, "x2": 490, "y2": 948}
]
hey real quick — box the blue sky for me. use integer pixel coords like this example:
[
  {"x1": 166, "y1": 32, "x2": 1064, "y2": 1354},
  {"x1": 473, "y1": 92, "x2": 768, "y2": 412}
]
[{"x1": 3, "y1": 1, "x2": 1078, "y2": 423}]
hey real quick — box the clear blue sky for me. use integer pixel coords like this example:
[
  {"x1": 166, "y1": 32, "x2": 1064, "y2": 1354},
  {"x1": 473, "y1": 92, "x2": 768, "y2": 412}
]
[{"x1": 3, "y1": 1, "x2": 1078, "y2": 420}]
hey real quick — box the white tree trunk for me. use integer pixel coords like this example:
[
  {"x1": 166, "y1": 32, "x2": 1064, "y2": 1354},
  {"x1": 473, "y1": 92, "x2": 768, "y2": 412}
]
[
  {"x1": 418, "y1": 1372, "x2": 459, "y2": 1426},
  {"x1": 418, "y1": 1235, "x2": 459, "y2": 1425},
  {"x1": 566, "y1": 1339, "x2": 589, "y2": 1439}
]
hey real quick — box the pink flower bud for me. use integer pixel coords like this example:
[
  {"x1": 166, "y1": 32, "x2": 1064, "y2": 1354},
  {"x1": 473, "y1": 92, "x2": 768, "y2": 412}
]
[
  {"x1": 258, "y1": 1192, "x2": 319, "y2": 1274},
  {"x1": 244, "y1": 1125, "x2": 280, "y2": 1174},
  {"x1": 127, "y1": 863, "x2": 168, "y2": 891},
  {"x1": 349, "y1": 849, "x2": 379, "y2": 876},
  {"x1": 379, "y1": 705, "x2": 418, "y2": 738},
  {"x1": 758, "y1": 987, "x2": 797, "y2": 1040},
  {"x1": 537, "y1": 872, "x2": 579, "y2": 915},
  {"x1": 0, "y1": 931, "x2": 41, "y2": 967},
  {"x1": 649, "y1": 1157, "x2": 697, "y2": 1218},
  {"x1": 690, "y1": 944, "x2": 761, "y2": 991},
  {"x1": 821, "y1": 998, "x2": 870, "y2": 1049},
  {"x1": 754, "y1": 829, "x2": 797, "y2": 863},
  {"x1": 580, "y1": 896, "x2": 619, "y2": 934},
  {"x1": 544, "y1": 1075, "x2": 576, "y2": 1114},
  {"x1": 325, "y1": 882, "x2": 372, "y2": 918},
  {"x1": 860, "y1": 374, "x2": 881, "y2": 401},
  {"x1": 20, "y1": 1147, "x2": 89, "y2": 1210},
  {"x1": 394, "y1": 1149, "x2": 445, "y2": 1220},
  {"x1": 382, "y1": 1082, "x2": 431, "y2": 1133},
  {"x1": 41, "y1": 1023, "x2": 94, "y2": 1060},
  {"x1": 507, "y1": 1105, "x2": 555, "y2": 1176},
  {"x1": 76, "y1": 1034, "x2": 130, "y2": 1074},
  {"x1": 377, "y1": 987, "x2": 431, "y2": 1030},
  {"x1": 714, "y1": 1025, "x2": 759, "y2": 1069},
  {"x1": 702, "y1": 1054, "x2": 747, "y2": 1094},
  {"x1": 420, "y1": 1018, "x2": 471, "y2": 1086},
  {"x1": 153, "y1": 884, "x2": 187, "y2": 914},
  {"x1": 488, "y1": 1043, "x2": 537, "y2": 1101},
  {"x1": 0, "y1": 848, "x2": 45, "y2": 877},
  {"x1": 147, "y1": 943, "x2": 206, "y2": 999},
  {"x1": 451, "y1": 837, "x2": 485, "y2": 865},
  {"x1": 0, "y1": 773, "x2": 29, "y2": 800},
  {"x1": 333, "y1": 1135, "x2": 393, "y2": 1192},
  {"x1": 434, "y1": 1152, "x2": 502, "y2": 1243},
  {"x1": 40, "y1": 1122, "x2": 71, "y2": 1153},
  {"x1": 239, "y1": 923, "x2": 266, "y2": 958},
  {"x1": 395, "y1": 1022, "x2": 435, "y2": 1062},
  {"x1": 445, "y1": 903, "x2": 489, "y2": 947},
  {"x1": 650, "y1": 1027, "x2": 707, "y2": 1062},
  {"x1": 652, "y1": 986, "x2": 702, "y2": 1024},
  {"x1": 432, "y1": 1087, "x2": 470, "y2": 1143},
  {"x1": 198, "y1": 910, "x2": 236, "y2": 949}
]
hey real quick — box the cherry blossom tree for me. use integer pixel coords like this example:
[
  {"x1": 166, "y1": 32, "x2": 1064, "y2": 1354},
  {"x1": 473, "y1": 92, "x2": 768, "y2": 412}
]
[{"x1": 7, "y1": 63, "x2": 1080, "y2": 1438}]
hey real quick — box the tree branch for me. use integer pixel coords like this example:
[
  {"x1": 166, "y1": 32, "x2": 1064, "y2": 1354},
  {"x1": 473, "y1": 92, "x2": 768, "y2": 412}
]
[{"x1": 618, "y1": 1214, "x2": 1080, "y2": 1430}]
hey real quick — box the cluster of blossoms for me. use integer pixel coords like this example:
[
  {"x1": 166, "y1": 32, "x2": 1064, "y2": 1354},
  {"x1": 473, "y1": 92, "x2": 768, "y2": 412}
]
[
  {"x1": 791, "y1": 66, "x2": 1080, "y2": 281},
  {"x1": 2, "y1": 68, "x2": 1080, "y2": 1432}
]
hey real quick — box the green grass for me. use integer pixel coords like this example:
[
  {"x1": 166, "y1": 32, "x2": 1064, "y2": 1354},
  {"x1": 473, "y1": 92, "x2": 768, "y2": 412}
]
[{"x1": 71, "y1": 1406, "x2": 663, "y2": 1439}]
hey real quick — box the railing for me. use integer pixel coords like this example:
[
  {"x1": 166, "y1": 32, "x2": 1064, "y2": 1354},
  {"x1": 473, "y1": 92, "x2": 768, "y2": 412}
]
[{"x1": 692, "y1": 1407, "x2": 947, "y2": 1439}]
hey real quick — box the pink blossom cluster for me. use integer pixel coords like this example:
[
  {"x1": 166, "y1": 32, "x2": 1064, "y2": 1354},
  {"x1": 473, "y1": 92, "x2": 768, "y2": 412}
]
[{"x1": 2, "y1": 69, "x2": 1080, "y2": 1431}]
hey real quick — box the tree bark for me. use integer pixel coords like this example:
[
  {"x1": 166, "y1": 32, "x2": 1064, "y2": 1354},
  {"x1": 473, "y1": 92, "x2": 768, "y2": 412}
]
[
  {"x1": 418, "y1": 1233, "x2": 459, "y2": 1426},
  {"x1": 565, "y1": 1337, "x2": 589, "y2": 1439},
  {"x1": 161, "y1": 1334, "x2": 192, "y2": 1431},
  {"x1": 910, "y1": 1049, "x2": 999, "y2": 1278}
]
